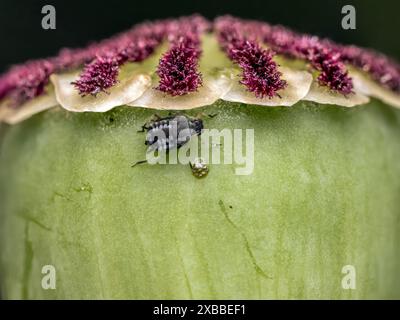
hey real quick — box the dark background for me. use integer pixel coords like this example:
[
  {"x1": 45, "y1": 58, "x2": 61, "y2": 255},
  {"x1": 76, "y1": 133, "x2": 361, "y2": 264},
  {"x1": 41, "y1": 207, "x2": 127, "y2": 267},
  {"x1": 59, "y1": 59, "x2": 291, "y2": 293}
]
[{"x1": 0, "y1": 0, "x2": 399, "y2": 72}]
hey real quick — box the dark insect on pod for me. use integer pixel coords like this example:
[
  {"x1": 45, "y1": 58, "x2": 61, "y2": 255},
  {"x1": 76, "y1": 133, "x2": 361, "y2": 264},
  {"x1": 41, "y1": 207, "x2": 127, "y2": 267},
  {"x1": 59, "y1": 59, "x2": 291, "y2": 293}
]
[
  {"x1": 139, "y1": 114, "x2": 208, "y2": 152},
  {"x1": 132, "y1": 113, "x2": 216, "y2": 168}
]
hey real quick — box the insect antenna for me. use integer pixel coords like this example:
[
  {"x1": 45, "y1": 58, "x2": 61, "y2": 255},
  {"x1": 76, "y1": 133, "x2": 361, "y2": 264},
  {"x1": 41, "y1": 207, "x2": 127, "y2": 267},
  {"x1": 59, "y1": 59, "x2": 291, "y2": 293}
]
[
  {"x1": 137, "y1": 125, "x2": 148, "y2": 133},
  {"x1": 131, "y1": 159, "x2": 148, "y2": 168}
]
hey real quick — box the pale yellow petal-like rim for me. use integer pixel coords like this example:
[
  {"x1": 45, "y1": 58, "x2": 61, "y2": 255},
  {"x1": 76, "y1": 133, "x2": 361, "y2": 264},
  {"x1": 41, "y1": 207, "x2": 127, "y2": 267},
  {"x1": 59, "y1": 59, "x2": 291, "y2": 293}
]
[
  {"x1": 0, "y1": 86, "x2": 58, "y2": 124},
  {"x1": 303, "y1": 80, "x2": 370, "y2": 107},
  {"x1": 350, "y1": 69, "x2": 400, "y2": 109},
  {"x1": 221, "y1": 67, "x2": 313, "y2": 107},
  {"x1": 51, "y1": 71, "x2": 151, "y2": 113},
  {"x1": 128, "y1": 73, "x2": 233, "y2": 110}
]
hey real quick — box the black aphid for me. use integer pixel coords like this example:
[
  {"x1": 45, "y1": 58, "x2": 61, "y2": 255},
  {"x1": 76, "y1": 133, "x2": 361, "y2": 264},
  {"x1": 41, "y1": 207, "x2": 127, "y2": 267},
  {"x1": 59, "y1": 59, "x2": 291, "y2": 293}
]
[
  {"x1": 132, "y1": 113, "x2": 216, "y2": 167},
  {"x1": 141, "y1": 114, "x2": 203, "y2": 152}
]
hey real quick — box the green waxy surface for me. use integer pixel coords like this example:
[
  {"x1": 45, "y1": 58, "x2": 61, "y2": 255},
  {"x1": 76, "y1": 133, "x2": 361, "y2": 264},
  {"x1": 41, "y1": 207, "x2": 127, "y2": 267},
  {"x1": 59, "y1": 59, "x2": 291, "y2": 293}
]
[{"x1": 0, "y1": 99, "x2": 400, "y2": 299}]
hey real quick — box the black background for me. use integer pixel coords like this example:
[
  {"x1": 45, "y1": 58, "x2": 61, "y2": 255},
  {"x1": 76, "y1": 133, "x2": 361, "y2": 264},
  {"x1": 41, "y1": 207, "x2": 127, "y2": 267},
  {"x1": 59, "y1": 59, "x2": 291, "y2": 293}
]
[{"x1": 0, "y1": 0, "x2": 399, "y2": 72}]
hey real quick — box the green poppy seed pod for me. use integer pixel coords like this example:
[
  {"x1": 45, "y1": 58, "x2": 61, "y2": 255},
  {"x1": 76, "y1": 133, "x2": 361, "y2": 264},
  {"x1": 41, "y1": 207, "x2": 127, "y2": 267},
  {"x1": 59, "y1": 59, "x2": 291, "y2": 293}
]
[{"x1": 0, "y1": 15, "x2": 400, "y2": 299}]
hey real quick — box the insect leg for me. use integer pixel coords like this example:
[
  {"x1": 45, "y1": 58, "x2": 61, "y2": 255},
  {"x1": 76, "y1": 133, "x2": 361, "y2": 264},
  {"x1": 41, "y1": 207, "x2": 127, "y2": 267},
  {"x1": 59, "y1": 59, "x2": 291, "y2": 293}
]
[
  {"x1": 137, "y1": 125, "x2": 149, "y2": 133},
  {"x1": 137, "y1": 114, "x2": 163, "y2": 132},
  {"x1": 131, "y1": 159, "x2": 148, "y2": 168}
]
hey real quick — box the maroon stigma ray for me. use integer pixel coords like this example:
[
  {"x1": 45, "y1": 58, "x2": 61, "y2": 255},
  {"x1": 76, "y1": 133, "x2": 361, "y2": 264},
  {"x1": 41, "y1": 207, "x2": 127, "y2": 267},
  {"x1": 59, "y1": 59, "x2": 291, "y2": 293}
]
[
  {"x1": 215, "y1": 16, "x2": 287, "y2": 99},
  {"x1": 155, "y1": 15, "x2": 209, "y2": 96}
]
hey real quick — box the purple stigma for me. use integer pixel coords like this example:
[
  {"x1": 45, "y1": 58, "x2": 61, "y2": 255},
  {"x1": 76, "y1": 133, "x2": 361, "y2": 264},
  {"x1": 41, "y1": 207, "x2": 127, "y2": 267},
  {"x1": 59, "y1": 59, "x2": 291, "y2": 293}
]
[
  {"x1": 215, "y1": 17, "x2": 287, "y2": 98},
  {"x1": 0, "y1": 60, "x2": 54, "y2": 106},
  {"x1": 295, "y1": 37, "x2": 353, "y2": 94},
  {"x1": 156, "y1": 40, "x2": 203, "y2": 96},
  {"x1": 224, "y1": 17, "x2": 353, "y2": 95},
  {"x1": 156, "y1": 16, "x2": 206, "y2": 96},
  {"x1": 244, "y1": 18, "x2": 400, "y2": 94},
  {"x1": 338, "y1": 45, "x2": 400, "y2": 93},
  {"x1": 72, "y1": 55, "x2": 120, "y2": 96},
  {"x1": 73, "y1": 20, "x2": 170, "y2": 96},
  {"x1": 0, "y1": 74, "x2": 13, "y2": 101}
]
